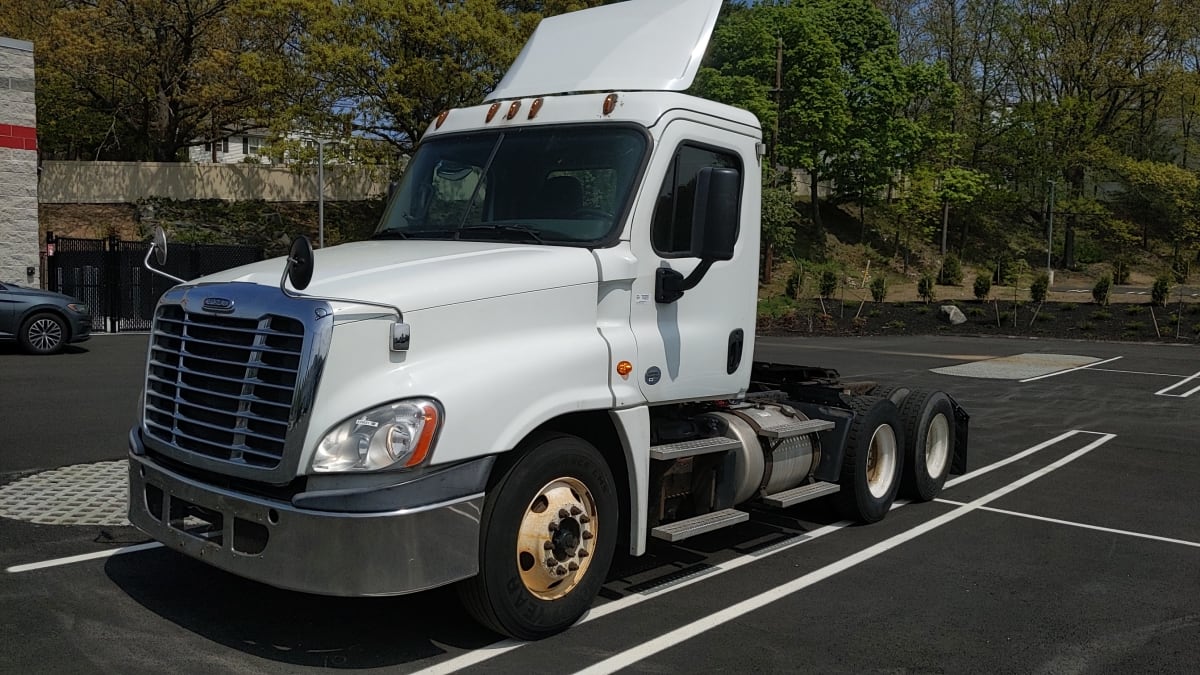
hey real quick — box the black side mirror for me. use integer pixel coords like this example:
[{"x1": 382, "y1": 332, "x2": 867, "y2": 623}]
[
  {"x1": 656, "y1": 166, "x2": 741, "y2": 303},
  {"x1": 689, "y1": 166, "x2": 740, "y2": 261}
]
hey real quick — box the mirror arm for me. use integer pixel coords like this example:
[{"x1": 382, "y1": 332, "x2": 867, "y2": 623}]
[
  {"x1": 143, "y1": 246, "x2": 186, "y2": 285},
  {"x1": 655, "y1": 259, "x2": 714, "y2": 304},
  {"x1": 279, "y1": 257, "x2": 411, "y2": 350}
]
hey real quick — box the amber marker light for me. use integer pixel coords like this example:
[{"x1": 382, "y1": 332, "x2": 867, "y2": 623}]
[
  {"x1": 617, "y1": 361, "x2": 633, "y2": 378},
  {"x1": 603, "y1": 93, "x2": 619, "y2": 116},
  {"x1": 486, "y1": 102, "x2": 501, "y2": 122},
  {"x1": 507, "y1": 100, "x2": 522, "y2": 120},
  {"x1": 528, "y1": 97, "x2": 544, "y2": 119},
  {"x1": 435, "y1": 110, "x2": 450, "y2": 129}
]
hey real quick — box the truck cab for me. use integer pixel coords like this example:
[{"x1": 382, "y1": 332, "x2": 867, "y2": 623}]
[{"x1": 127, "y1": 0, "x2": 968, "y2": 640}]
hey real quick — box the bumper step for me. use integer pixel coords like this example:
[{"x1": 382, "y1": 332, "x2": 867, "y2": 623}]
[
  {"x1": 650, "y1": 508, "x2": 748, "y2": 542},
  {"x1": 650, "y1": 436, "x2": 741, "y2": 461},
  {"x1": 761, "y1": 481, "x2": 840, "y2": 508}
]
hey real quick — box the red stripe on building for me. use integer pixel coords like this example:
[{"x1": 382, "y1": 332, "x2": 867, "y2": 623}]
[{"x1": 0, "y1": 124, "x2": 38, "y2": 151}]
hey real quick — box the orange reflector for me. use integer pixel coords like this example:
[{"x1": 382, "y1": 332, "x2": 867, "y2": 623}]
[
  {"x1": 506, "y1": 101, "x2": 522, "y2": 120},
  {"x1": 486, "y1": 102, "x2": 501, "y2": 122},
  {"x1": 617, "y1": 361, "x2": 633, "y2": 377},
  {"x1": 435, "y1": 110, "x2": 450, "y2": 129},
  {"x1": 528, "y1": 97, "x2": 544, "y2": 119},
  {"x1": 603, "y1": 93, "x2": 618, "y2": 116}
]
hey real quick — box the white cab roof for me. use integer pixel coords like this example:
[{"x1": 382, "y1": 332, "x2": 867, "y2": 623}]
[{"x1": 486, "y1": 0, "x2": 723, "y2": 102}]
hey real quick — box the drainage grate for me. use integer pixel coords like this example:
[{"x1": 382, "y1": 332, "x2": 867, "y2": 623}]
[{"x1": 0, "y1": 460, "x2": 130, "y2": 526}]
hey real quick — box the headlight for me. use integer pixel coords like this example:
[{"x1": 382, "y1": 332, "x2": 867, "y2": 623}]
[
  {"x1": 67, "y1": 303, "x2": 88, "y2": 313},
  {"x1": 312, "y1": 399, "x2": 442, "y2": 472}
]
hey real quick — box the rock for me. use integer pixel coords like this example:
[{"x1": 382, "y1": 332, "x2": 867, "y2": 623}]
[{"x1": 940, "y1": 305, "x2": 967, "y2": 325}]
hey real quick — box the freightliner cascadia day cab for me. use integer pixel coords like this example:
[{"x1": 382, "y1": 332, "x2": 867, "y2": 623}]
[{"x1": 128, "y1": 0, "x2": 969, "y2": 639}]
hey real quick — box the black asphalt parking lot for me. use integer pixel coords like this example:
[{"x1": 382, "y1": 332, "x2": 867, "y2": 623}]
[{"x1": 1, "y1": 334, "x2": 1198, "y2": 673}]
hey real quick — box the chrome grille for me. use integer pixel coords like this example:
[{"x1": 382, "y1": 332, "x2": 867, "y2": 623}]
[{"x1": 144, "y1": 305, "x2": 305, "y2": 469}]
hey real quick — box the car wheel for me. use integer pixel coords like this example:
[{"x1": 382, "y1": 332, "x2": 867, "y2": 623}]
[
  {"x1": 897, "y1": 389, "x2": 956, "y2": 502},
  {"x1": 833, "y1": 396, "x2": 904, "y2": 524},
  {"x1": 19, "y1": 312, "x2": 68, "y2": 355}
]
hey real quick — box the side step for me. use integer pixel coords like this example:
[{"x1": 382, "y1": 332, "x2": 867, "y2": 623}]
[
  {"x1": 650, "y1": 508, "x2": 749, "y2": 542},
  {"x1": 650, "y1": 436, "x2": 741, "y2": 461},
  {"x1": 761, "y1": 481, "x2": 840, "y2": 508},
  {"x1": 759, "y1": 418, "x2": 836, "y2": 440}
]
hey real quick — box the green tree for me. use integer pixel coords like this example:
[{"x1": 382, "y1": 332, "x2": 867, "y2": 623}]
[{"x1": 761, "y1": 181, "x2": 798, "y2": 283}]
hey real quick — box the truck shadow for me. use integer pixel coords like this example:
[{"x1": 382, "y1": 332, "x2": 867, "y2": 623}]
[
  {"x1": 102, "y1": 502, "x2": 841, "y2": 668},
  {"x1": 104, "y1": 548, "x2": 499, "y2": 668}
]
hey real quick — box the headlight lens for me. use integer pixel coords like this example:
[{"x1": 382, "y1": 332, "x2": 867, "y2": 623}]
[
  {"x1": 67, "y1": 303, "x2": 88, "y2": 313},
  {"x1": 312, "y1": 399, "x2": 441, "y2": 472}
]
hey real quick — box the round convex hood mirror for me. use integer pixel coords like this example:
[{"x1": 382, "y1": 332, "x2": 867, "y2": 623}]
[
  {"x1": 287, "y1": 236, "x2": 315, "y2": 291},
  {"x1": 151, "y1": 226, "x2": 169, "y2": 266}
]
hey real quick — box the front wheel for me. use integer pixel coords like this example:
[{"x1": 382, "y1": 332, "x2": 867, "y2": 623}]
[
  {"x1": 458, "y1": 432, "x2": 617, "y2": 640},
  {"x1": 834, "y1": 396, "x2": 904, "y2": 523},
  {"x1": 20, "y1": 312, "x2": 67, "y2": 355}
]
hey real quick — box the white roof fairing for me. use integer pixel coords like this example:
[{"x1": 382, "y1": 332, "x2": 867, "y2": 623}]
[{"x1": 486, "y1": 0, "x2": 724, "y2": 102}]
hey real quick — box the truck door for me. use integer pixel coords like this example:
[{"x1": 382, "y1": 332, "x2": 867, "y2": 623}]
[{"x1": 627, "y1": 119, "x2": 760, "y2": 403}]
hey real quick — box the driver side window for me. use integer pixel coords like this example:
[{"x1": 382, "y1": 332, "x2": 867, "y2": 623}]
[{"x1": 651, "y1": 144, "x2": 740, "y2": 257}]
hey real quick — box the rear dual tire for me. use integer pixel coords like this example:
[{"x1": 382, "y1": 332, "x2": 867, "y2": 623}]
[{"x1": 834, "y1": 396, "x2": 904, "y2": 523}]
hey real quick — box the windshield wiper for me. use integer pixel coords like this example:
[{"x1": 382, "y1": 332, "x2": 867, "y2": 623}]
[
  {"x1": 456, "y1": 224, "x2": 545, "y2": 244},
  {"x1": 371, "y1": 229, "x2": 457, "y2": 240}
]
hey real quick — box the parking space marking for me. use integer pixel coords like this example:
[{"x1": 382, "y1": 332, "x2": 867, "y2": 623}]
[
  {"x1": 414, "y1": 429, "x2": 1106, "y2": 675},
  {"x1": 1090, "y1": 368, "x2": 1185, "y2": 378},
  {"x1": 5, "y1": 542, "x2": 163, "y2": 574},
  {"x1": 1154, "y1": 369, "x2": 1200, "y2": 397},
  {"x1": 935, "y1": 500, "x2": 1200, "y2": 550},
  {"x1": 572, "y1": 432, "x2": 1116, "y2": 675},
  {"x1": 1019, "y1": 356, "x2": 1123, "y2": 383}
]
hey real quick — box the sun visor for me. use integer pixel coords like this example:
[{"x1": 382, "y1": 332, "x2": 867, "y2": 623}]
[{"x1": 486, "y1": 0, "x2": 723, "y2": 102}]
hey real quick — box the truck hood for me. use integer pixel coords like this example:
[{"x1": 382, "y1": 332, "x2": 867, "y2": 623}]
[{"x1": 193, "y1": 240, "x2": 600, "y2": 312}]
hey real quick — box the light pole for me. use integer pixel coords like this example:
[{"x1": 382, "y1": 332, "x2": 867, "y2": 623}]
[
  {"x1": 1046, "y1": 179, "x2": 1055, "y2": 281},
  {"x1": 317, "y1": 140, "x2": 326, "y2": 248}
]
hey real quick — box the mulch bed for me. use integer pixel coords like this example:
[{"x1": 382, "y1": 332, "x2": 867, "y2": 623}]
[{"x1": 758, "y1": 299, "x2": 1200, "y2": 343}]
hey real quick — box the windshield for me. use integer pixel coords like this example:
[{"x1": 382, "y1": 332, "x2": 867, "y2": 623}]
[{"x1": 375, "y1": 125, "x2": 647, "y2": 245}]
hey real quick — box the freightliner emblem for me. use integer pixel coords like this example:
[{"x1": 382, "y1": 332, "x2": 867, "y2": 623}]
[{"x1": 202, "y1": 297, "x2": 235, "y2": 313}]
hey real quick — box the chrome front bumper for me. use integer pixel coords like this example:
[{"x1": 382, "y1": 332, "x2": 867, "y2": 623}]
[{"x1": 127, "y1": 431, "x2": 486, "y2": 597}]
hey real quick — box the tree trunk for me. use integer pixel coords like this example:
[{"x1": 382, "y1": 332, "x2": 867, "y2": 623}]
[
  {"x1": 809, "y1": 170, "x2": 823, "y2": 232},
  {"x1": 940, "y1": 201, "x2": 950, "y2": 255},
  {"x1": 1063, "y1": 166, "x2": 1085, "y2": 269}
]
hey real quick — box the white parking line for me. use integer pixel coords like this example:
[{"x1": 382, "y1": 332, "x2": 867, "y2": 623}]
[
  {"x1": 573, "y1": 433, "x2": 1116, "y2": 675},
  {"x1": 1090, "y1": 368, "x2": 1185, "y2": 378},
  {"x1": 412, "y1": 429, "x2": 1106, "y2": 675},
  {"x1": 1154, "y1": 369, "x2": 1200, "y2": 397},
  {"x1": 5, "y1": 542, "x2": 163, "y2": 574},
  {"x1": 1019, "y1": 356, "x2": 1123, "y2": 383},
  {"x1": 935, "y1": 500, "x2": 1200, "y2": 549}
]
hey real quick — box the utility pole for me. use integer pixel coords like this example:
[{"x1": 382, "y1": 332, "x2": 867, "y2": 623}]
[
  {"x1": 317, "y1": 140, "x2": 326, "y2": 249},
  {"x1": 1046, "y1": 179, "x2": 1055, "y2": 280}
]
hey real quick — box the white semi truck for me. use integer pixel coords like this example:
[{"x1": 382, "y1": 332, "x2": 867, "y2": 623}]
[{"x1": 128, "y1": 0, "x2": 968, "y2": 640}]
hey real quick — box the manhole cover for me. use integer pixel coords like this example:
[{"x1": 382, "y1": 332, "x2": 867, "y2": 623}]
[{"x1": 0, "y1": 460, "x2": 129, "y2": 526}]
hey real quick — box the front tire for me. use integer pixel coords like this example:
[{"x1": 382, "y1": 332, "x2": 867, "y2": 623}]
[
  {"x1": 834, "y1": 396, "x2": 904, "y2": 523},
  {"x1": 459, "y1": 432, "x2": 617, "y2": 640},
  {"x1": 20, "y1": 312, "x2": 68, "y2": 355}
]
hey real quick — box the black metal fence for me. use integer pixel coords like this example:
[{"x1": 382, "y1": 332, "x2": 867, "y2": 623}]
[{"x1": 46, "y1": 233, "x2": 262, "y2": 332}]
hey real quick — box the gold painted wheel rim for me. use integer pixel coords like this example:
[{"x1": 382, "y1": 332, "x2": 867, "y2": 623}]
[{"x1": 516, "y1": 477, "x2": 598, "y2": 601}]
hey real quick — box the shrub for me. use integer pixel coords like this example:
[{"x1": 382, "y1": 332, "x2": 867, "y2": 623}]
[
  {"x1": 818, "y1": 268, "x2": 838, "y2": 299},
  {"x1": 915, "y1": 306, "x2": 930, "y2": 315},
  {"x1": 1193, "y1": 323, "x2": 1200, "y2": 334},
  {"x1": 1124, "y1": 321, "x2": 1146, "y2": 333},
  {"x1": 1172, "y1": 259, "x2": 1190, "y2": 284},
  {"x1": 867, "y1": 309, "x2": 881, "y2": 318},
  {"x1": 917, "y1": 274, "x2": 936, "y2": 303},
  {"x1": 869, "y1": 275, "x2": 888, "y2": 303},
  {"x1": 939, "y1": 254, "x2": 963, "y2": 286},
  {"x1": 1092, "y1": 310, "x2": 1112, "y2": 321},
  {"x1": 883, "y1": 320, "x2": 906, "y2": 330},
  {"x1": 852, "y1": 316, "x2": 868, "y2": 331},
  {"x1": 1077, "y1": 320, "x2": 1094, "y2": 331},
  {"x1": 785, "y1": 268, "x2": 803, "y2": 300},
  {"x1": 1124, "y1": 305, "x2": 1144, "y2": 315},
  {"x1": 973, "y1": 273, "x2": 992, "y2": 301},
  {"x1": 1092, "y1": 275, "x2": 1112, "y2": 306},
  {"x1": 1151, "y1": 273, "x2": 1171, "y2": 307},
  {"x1": 966, "y1": 306, "x2": 985, "y2": 317},
  {"x1": 998, "y1": 311, "x2": 1012, "y2": 324},
  {"x1": 757, "y1": 296, "x2": 796, "y2": 320},
  {"x1": 1059, "y1": 302, "x2": 1077, "y2": 312},
  {"x1": 1029, "y1": 271, "x2": 1050, "y2": 303},
  {"x1": 1112, "y1": 256, "x2": 1133, "y2": 285},
  {"x1": 1035, "y1": 312, "x2": 1055, "y2": 322}
]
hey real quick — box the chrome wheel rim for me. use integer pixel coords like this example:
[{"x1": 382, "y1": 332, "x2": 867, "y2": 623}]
[
  {"x1": 925, "y1": 413, "x2": 951, "y2": 479},
  {"x1": 516, "y1": 477, "x2": 598, "y2": 601},
  {"x1": 864, "y1": 424, "x2": 898, "y2": 499},
  {"x1": 28, "y1": 319, "x2": 63, "y2": 352}
]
